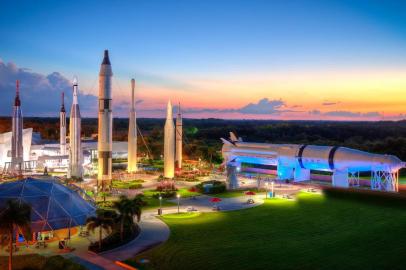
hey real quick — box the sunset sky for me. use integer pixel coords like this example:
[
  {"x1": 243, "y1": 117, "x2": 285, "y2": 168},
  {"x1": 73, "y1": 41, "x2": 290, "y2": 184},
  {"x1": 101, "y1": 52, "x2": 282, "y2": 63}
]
[{"x1": 1, "y1": 0, "x2": 406, "y2": 120}]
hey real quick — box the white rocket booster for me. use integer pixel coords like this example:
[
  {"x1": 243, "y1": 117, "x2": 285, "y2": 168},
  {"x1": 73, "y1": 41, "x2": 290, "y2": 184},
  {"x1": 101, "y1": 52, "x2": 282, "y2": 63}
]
[
  {"x1": 60, "y1": 92, "x2": 67, "y2": 155},
  {"x1": 127, "y1": 78, "x2": 137, "y2": 173},
  {"x1": 164, "y1": 101, "x2": 175, "y2": 178},
  {"x1": 69, "y1": 77, "x2": 83, "y2": 178},
  {"x1": 97, "y1": 50, "x2": 113, "y2": 190},
  {"x1": 175, "y1": 103, "x2": 182, "y2": 169},
  {"x1": 11, "y1": 80, "x2": 23, "y2": 174}
]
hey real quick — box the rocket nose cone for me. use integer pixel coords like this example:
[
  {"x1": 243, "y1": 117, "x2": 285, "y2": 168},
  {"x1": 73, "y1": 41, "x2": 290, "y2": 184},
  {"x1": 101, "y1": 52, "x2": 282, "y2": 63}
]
[{"x1": 102, "y1": 50, "x2": 111, "y2": 65}]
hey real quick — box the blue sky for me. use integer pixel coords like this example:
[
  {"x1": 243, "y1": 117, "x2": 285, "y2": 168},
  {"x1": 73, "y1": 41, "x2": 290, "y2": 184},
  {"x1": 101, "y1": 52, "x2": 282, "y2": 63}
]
[{"x1": 1, "y1": 0, "x2": 406, "y2": 119}]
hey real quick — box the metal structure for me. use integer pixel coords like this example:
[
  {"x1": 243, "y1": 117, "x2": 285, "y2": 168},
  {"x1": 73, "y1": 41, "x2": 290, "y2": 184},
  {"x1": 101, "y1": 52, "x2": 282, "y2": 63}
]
[
  {"x1": 98, "y1": 50, "x2": 113, "y2": 190},
  {"x1": 60, "y1": 92, "x2": 67, "y2": 156},
  {"x1": 68, "y1": 77, "x2": 83, "y2": 178},
  {"x1": 127, "y1": 78, "x2": 137, "y2": 173},
  {"x1": 164, "y1": 101, "x2": 175, "y2": 178},
  {"x1": 222, "y1": 132, "x2": 405, "y2": 192},
  {"x1": 175, "y1": 103, "x2": 182, "y2": 169},
  {"x1": 11, "y1": 80, "x2": 24, "y2": 174}
]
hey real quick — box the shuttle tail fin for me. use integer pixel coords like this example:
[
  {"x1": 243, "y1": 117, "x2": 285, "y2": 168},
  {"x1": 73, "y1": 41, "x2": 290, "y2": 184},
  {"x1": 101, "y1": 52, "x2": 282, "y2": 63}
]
[{"x1": 229, "y1": 132, "x2": 242, "y2": 142}]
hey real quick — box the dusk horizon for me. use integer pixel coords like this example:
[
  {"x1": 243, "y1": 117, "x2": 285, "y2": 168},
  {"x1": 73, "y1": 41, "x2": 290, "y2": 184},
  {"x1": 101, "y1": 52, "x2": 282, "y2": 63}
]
[{"x1": 2, "y1": 0, "x2": 406, "y2": 121}]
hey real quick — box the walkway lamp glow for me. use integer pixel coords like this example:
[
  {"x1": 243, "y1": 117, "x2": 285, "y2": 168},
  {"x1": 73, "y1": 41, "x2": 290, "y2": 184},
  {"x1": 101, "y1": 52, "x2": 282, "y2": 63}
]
[
  {"x1": 159, "y1": 195, "x2": 162, "y2": 215},
  {"x1": 265, "y1": 182, "x2": 269, "y2": 199},
  {"x1": 177, "y1": 194, "x2": 180, "y2": 213}
]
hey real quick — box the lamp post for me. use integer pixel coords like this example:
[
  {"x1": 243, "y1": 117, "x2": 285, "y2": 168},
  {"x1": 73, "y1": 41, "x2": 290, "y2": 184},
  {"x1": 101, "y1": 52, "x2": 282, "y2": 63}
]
[
  {"x1": 271, "y1": 181, "x2": 275, "y2": 198},
  {"x1": 159, "y1": 195, "x2": 162, "y2": 215},
  {"x1": 177, "y1": 194, "x2": 180, "y2": 214},
  {"x1": 265, "y1": 182, "x2": 269, "y2": 199}
]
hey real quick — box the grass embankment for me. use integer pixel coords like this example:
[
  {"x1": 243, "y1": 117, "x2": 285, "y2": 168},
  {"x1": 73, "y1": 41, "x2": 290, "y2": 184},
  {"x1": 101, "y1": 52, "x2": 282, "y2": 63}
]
[
  {"x1": 0, "y1": 254, "x2": 85, "y2": 270},
  {"x1": 128, "y1": 192, "x2": 406, "y2": 270}
]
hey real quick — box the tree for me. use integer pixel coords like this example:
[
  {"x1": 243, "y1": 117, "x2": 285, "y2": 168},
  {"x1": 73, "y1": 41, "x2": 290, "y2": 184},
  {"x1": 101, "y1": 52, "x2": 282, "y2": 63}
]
[
  {"x1": 113, "y1": 195, "x2": 145, "y2": 242},
  {"x1": 86, "y1": 209, "x2": 116, "y2": 251},
  {"x1": 0, "y1": 199, "x2": 32, "y2": 270}
]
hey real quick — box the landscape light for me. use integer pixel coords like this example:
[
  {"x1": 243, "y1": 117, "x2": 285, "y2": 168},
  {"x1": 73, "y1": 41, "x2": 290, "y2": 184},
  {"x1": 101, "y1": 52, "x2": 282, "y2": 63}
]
[{"x1": 177, "y1": 194, "x2": 180, "y2": 213}]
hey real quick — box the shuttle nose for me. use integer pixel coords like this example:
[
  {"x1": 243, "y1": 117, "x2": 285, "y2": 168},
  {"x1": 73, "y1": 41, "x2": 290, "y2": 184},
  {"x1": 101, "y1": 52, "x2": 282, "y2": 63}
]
[{"x1": 383, "y1": 155, "x2": 404, "y2": 171}]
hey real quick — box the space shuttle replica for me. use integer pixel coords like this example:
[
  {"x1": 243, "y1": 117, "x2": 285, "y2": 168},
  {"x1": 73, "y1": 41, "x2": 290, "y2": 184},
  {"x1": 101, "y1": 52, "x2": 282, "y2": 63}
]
[
  {"x1": 164, "y1": 101, "x2": 175, "y2": 178},
  {"x1": 175, "y1": 103, "x2": 182, "y2": 169},
  {"x1": 11, "y1": 80, "x2": 24, "y2": 174},
  {"x1": 98, "y1": 50, "x2": 113, "y2": 190},
  {"x1": 222, "y1": 132, "x2": 405, "y2": 192},
  {"x1": 68, "y1": 78, "x2": 83, "y2": 178},
  {"x1": 127, "y1": 78, "x2": 137, "y2": 173},
  {"x1": 60, "y1": 92, "x2": 67, "y2": 156}
]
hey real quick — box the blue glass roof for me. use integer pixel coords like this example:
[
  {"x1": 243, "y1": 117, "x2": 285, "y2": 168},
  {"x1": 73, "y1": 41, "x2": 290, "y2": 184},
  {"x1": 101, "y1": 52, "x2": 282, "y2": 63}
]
[{"x1": 0, "y1": 178, "x2": 96, "y2": 232}]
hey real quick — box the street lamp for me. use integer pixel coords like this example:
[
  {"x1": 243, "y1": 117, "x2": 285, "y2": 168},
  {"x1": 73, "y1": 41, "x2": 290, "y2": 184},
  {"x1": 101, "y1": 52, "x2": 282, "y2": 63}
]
[
  {"x1": 159, "y1": 195, "x2": 162, "y2": 215},
  {"x1": 177, "y1": 194, "x2": 180, "y2": 214},
  {"x1": 265, "y1": 182, "x2": 269, "y2": 199},
  {"x1": 271, "y1": 181, "x2": 275, "y2": 198}
]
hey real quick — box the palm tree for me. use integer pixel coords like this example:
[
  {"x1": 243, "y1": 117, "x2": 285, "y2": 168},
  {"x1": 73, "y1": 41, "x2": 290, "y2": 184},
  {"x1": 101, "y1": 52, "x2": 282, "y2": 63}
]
[
  {"x1": 113, "y1": 196, "x2": 132, "y2": 242},
  {"x1": 0, "y1": 199, "x2": 32, "y2": 270},
  {"x1": 86, "y1": 209, "x2": 116, "y2": 251},
  {"x1": 113, "y1": 195, "x2": 145, "y2": 241}
]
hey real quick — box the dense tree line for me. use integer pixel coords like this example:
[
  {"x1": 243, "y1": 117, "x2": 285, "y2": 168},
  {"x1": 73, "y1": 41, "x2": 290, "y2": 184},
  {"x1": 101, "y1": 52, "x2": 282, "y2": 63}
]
[{"x1": 1, "y1": 117, "x2": 405, "y2": 166}]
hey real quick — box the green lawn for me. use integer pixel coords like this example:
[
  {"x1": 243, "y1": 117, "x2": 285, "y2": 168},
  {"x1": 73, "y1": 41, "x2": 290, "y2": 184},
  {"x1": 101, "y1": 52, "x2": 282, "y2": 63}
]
[
  {"x1": 142, "y1": 197, "x2": 176, "y2": 210},
  {"x1": 128, "y1": 192, "x2": 406, "y2": 270},
  {"x1": 215, "y1": 190, "x2": 264, "y2": 198}
]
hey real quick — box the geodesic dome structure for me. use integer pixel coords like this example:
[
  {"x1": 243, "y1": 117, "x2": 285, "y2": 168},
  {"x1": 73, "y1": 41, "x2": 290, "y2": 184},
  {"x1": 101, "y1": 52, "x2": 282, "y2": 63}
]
[{"x1": 0, "y1": 178, "x2": 96, "y2": 232}]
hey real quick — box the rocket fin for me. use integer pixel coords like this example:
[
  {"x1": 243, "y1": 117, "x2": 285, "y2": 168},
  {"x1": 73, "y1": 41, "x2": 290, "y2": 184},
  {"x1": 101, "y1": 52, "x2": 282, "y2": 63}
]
[
  {"x1": 229, "y1": 132, "x2": 238, "y2": 142},
  {"x1": 221, "y1": 138, "x2": 232, "y2": 145}
]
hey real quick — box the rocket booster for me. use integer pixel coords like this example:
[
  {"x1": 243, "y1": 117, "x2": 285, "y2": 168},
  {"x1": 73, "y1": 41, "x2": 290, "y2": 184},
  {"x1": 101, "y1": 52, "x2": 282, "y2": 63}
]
[
  {"x1": 175, "y1": 103, "x2": 182, "y2": 169},
  {"x1": 127, "y1": 78, "x2": 137, "y2": 173},
  {"x1": 60, "y1": 92, "x2": 67, "y2": 155},
  {"x1": 11, "y1": 80, "x2": 23, "y2": 173},
  {"x1": 97, "y1": 50, "x2": 113, "y2": 189},
  {"x1": 164, "y1": 101, "x2": 175, "y2": 178},
  {"x1": 69, "y1": 77, "x2": 82, "y2": 178}
]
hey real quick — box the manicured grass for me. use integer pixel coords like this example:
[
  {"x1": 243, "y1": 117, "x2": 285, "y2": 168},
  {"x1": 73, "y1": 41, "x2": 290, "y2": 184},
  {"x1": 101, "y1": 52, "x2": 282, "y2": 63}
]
[
  {"x1": 215, "y1": 190, "x2": 264, "y2": 198},
  {"x1": 129, "y1": 192, "x2": 406, "y2": 270},
  {"x1": 162, "y1": 212, "x2": 201, "y2": 219},
  {"x1": 177, "y1": 187, "x2": 201, "y2": 198},
  {"x1": 142, "y1": 197, "x2": 176, "y2": 210}
]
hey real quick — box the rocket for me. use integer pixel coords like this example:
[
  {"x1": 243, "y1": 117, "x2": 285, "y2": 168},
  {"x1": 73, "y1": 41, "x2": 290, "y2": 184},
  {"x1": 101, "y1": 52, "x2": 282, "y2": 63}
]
[
  {"x1": 164, "y1": 101, "x2": 175, "y2": 178},
  {"x1": 97, "y1": 50, "x2": 113, "y2": 190},
  {"x1": 60, "y1": 92, "x2": 67, "y2": 155},
  {"x1": 11, "y1": 80, "x2": 23, "y2": 174},
  {"x1": 69, "y1": 77, "x2": 83, "y2": 178},
  {"x1": 175, "y1": 103, "x2": 182, "y2": 169},
  {"x1": 127, "y1": 78, "x2": 137, "y2": 173}
]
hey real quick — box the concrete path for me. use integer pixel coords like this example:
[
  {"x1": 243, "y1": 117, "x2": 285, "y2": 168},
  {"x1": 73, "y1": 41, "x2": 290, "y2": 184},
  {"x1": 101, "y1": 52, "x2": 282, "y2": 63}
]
[{"x1": 101, "y1": 211, "x2": 170, "y2": 261}]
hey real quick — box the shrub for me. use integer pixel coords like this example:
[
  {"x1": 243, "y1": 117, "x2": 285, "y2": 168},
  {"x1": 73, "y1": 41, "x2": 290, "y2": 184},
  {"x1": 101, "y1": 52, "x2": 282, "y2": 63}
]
[
  {"x1": 196, "y1": 180, "x2": 226, "y2": 194},
  {"x1": 89, "y1": 225, "x2": 140, "y2": 253},
  {"x1": 129, "y1": 183, "x2": 143, "y2": 189},
  {"x1": 156, "y1": 181, "x2": 177, "y2": 192},
  {"x1": 152, "y1": 190, "x2": 177, "y2": 199},
  {"x1": 43, "y1": 255, "x2": 86, "y2": 270}
]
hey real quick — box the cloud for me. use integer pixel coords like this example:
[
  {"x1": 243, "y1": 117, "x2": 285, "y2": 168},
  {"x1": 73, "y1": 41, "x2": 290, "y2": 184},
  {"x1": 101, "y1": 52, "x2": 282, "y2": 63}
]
[
  {"x1": 322, "y1": 101, "x2": 340, "y2": 106},
  {"x1": 308, "y1": 109, "x2": 383, "y2": 119},
  {"x1": 169, "y1": 98, "x2": 292, "y2": 115},
  {"x1": 0, "y1": 60, "x2": 98, "y2": 117}
]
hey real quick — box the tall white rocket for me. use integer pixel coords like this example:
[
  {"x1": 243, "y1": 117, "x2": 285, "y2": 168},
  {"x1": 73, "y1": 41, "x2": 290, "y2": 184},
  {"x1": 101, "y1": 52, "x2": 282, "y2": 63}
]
[
  {"x1": 127, "y1": 78, "x2": 137, "y2": 173},
  {"x1": 98, "y1": 50, "x2": 113, "y2": 190},
  {"x1": 164, "y1": 101, "x2": 175, "y2": 178},
  {"x1": 60, "y1": 92, "x2": 67, "y2": 155},
  {"x1": 175, "y1": 103, "x2": 182, "y2": 169},
  {"x1": 69, "y1": 77, "x2": 82, "y2": 178},
  {"x1": 11, "y1": 80, "x2": 23, "y2": 174}
]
